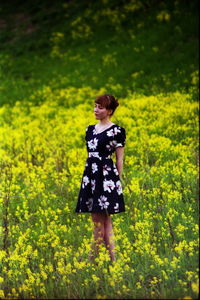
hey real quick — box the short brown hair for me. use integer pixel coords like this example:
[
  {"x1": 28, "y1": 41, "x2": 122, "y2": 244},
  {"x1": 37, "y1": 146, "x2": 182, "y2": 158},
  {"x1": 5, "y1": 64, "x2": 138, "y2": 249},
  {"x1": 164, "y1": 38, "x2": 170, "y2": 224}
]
[{"x1": 95, "y1": 94, "x2": 119, "y2": 116}]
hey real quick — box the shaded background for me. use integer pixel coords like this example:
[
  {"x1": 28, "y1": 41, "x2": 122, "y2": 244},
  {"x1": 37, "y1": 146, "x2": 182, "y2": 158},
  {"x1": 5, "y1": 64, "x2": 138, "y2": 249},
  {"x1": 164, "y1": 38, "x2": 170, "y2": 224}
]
[{"x1": 0, "y1": 0, "x2": 198, "y2": 106}]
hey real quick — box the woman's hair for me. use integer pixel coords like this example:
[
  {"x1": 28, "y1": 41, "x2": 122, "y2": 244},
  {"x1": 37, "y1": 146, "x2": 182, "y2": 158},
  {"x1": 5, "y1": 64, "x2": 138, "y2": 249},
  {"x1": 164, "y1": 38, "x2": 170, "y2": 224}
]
[{"x1": 94, "y1": 94, "x2": 119, "y2": 116}]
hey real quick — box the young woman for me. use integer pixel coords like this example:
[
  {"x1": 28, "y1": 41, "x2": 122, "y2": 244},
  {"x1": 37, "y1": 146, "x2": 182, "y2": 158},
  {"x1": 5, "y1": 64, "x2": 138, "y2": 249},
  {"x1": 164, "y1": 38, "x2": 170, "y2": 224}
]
[{"x1": 75, "y1": 94, "x2": 126, "y2": 262}]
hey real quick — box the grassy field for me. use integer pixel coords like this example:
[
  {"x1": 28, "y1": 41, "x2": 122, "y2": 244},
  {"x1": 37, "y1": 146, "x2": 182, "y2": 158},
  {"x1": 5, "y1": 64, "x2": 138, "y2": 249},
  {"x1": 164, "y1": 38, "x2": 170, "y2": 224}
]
[
  {"x1": 0, "y1": 0, "x2": 199, "y2": 299},
  {"x1": 0, "y1": 0, "x2": 198, "y2": 105}
]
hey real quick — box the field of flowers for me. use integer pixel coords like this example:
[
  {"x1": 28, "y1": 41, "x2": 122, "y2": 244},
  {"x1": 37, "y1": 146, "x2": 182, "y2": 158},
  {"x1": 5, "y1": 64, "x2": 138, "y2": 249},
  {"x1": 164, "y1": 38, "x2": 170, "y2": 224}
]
[{"x1": 0, "y1": 85, "x2": 199, "y2": 299}]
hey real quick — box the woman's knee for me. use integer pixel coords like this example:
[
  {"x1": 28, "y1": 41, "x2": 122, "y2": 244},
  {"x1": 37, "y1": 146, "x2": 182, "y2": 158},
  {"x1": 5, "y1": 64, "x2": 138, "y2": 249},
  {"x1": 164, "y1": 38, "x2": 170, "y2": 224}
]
[
  {"x1": 104, "y1": 215, "x2": 112, "y2": 227},
  {"x1": 92, "y1": 212, "x2": 106, "y2": 223},
  {"x1": 92, "y1": 213, "x2": 106, "y2": 239}
]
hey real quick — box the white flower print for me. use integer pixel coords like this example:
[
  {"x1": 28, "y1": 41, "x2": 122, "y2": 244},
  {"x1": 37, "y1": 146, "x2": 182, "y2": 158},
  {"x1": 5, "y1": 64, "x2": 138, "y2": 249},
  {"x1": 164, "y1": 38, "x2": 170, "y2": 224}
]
[
  {"x1": 116, "y1": 143, "x2": 123, "y2": 147},
  {"x1": 106, "y1": 140, "x2": 117, "y2": 151},
  {"x1": 88, "y1": 152, "x2": 102, "y2": 160},
  {"x1": 114, "y1": 203, "x2": 119, "y2": 212},
  {"x1": 113, "y1": 127, "x2": 121, "y2": 135},
  {"x1": 103, "y1": 179, "x2": 115, "y2": 193},
  {"x1": 93, "y1": 128, "x2": 98, "y2": 135},
  {"x1": 98, "y1": 195, "x2": 110, "y2": 210},
  {"x1": 91, "y1": 179, "x2": 96, "y2": 194},
  {"x1": 107, "y1": 129, "x2": 114, "y2": 137},
  {"x1": 82, "y1": 176, "x2": 89, "y2": 188},
  {"x1": 107, "y1": 127, "x2": 121, "y2": 137},
  {"x1": 116, "y1": 180, "x2": 122, "y2": 195},
  {"x1": 113, "y1": 164, "x2": 119, "y2": 175},
  {"x1": 86, "y1": 197, "x2": 93, "y2": 211},
  {"x1": 103, "y1": 164, "x2": 111, "y2": 176},
  {"x1": 88, "y1": 138, "x2": 98, "y2": 150},
  {"x1": 92, "y1": 163, "x2": 98, "y2": 173}
]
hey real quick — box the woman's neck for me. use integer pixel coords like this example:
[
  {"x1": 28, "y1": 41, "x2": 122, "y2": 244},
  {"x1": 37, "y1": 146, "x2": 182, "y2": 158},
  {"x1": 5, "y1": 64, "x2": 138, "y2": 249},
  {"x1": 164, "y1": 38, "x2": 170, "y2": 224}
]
[{"x1": 98, "y1": 119, "x2": 113, "y2": 126}]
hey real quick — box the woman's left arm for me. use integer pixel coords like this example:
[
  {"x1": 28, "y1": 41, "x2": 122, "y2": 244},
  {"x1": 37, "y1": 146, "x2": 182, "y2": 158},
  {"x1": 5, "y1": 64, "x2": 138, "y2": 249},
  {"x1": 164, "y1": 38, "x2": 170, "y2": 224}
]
[{"x1": 115, "y1": 147, "x2": 124, "y2": 178}]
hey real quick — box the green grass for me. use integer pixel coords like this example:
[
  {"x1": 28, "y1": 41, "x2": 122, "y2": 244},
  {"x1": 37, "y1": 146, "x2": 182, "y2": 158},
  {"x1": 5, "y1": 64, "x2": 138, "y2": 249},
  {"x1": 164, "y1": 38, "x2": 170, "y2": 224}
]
[
  {"x1": 0, "y1": 1, "x2": 199, "y2": 298},
  {"x1": 0, "y1": 90, "x2": 198, "y2": 299},
  {"x1": 0, "y1": 0, "x2": 198, "y2": 106}
]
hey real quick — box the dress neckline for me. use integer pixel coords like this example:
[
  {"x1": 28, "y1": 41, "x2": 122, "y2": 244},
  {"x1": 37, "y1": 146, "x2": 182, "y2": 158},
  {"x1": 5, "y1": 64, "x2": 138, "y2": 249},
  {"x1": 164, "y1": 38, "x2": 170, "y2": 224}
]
[{"x1": 93, "y1": 124, "x2": 116, "y2": 135}]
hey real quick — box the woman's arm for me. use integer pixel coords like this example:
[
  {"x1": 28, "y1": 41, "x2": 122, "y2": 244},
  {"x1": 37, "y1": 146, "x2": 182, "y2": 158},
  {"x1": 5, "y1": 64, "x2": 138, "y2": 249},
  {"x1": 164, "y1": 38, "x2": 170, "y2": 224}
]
[{"x1": 115, "y1": 147, "x2": 125, "y2": 178}]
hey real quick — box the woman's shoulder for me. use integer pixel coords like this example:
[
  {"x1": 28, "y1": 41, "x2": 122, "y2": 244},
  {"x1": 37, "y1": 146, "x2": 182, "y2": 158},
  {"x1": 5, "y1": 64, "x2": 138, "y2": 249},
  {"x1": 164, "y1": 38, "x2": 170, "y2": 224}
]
[
  {"x1": 114, "y1": 124, "x2": 126, "y2": 131},
  {"x1": 85, "y1": 124, "x2": 94, "y2": 132},
  {"x1": 86, "y1": 124, "x2": 95, "y2": 128}
]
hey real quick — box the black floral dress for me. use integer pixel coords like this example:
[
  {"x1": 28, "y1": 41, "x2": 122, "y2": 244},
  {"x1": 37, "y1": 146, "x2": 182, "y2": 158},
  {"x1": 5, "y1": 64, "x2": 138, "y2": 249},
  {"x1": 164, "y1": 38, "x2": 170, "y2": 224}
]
[{"x1": 75, "y1": 124, "x2": 126, "y2": 215}]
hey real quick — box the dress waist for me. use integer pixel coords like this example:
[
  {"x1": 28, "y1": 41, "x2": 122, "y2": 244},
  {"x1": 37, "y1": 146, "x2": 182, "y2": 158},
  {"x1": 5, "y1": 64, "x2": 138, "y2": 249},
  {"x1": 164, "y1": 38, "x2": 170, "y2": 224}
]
[{"x1": 88, "y1": 152, "x2": 112, "y2": 160}]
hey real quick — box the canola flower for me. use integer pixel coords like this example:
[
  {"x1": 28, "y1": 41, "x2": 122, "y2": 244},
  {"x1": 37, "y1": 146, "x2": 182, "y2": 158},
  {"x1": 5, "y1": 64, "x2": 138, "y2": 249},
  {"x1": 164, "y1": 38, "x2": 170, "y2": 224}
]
[{"x1": 0, "y1": 87, "x2": 198, "y2": 299}]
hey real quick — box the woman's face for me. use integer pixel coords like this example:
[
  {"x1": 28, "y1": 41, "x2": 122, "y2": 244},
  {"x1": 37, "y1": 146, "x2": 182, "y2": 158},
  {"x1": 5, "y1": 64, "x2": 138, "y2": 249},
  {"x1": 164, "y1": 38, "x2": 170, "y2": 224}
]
[{"x1": 94, "y1": 103, "x2": 112, "y2": 120}]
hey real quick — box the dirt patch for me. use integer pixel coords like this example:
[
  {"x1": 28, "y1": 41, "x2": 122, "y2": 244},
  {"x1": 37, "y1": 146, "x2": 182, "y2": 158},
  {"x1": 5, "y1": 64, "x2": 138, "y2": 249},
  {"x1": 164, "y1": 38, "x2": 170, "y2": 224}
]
[
  {"x1": 1, "y1": 12, "x2": 38, "y2": 44},
  {"x1": 10, "y1": 12, "x2": 37, "y2": 33},
  {"x1": 0, "y1": 18, "x2": 7, "y2": 30}
]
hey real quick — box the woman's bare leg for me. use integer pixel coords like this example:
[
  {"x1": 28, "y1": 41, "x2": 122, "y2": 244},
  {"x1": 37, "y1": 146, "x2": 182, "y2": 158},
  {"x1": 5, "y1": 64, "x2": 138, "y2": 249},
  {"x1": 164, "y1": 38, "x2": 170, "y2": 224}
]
[
  {"x1": 104, "y1": 215, "x2": 116, "y2": 261},
  {"x1": 90, "y1": 212, "x2": 106, "y2": 260}
]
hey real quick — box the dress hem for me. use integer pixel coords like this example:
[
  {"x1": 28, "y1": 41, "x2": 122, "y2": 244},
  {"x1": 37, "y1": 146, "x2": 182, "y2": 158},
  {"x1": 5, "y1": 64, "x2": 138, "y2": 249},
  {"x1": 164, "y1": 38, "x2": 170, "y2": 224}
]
[{"x1": 75, "y1": 210, "x2": 125, "y2": 215}]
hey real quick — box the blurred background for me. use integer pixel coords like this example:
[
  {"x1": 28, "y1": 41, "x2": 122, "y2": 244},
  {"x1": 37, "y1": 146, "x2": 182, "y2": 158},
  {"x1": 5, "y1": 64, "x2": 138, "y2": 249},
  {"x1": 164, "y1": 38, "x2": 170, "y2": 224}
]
[{"x1": 0, "y1": 0, "x2": 198, "y2": 106}]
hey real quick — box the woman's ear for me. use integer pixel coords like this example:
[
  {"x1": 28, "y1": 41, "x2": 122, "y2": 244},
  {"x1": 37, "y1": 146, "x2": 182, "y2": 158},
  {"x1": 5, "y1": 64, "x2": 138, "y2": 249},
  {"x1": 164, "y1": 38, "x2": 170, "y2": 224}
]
[{"x1": 108, "y1": 109, "x2": 113, "y2": 116}]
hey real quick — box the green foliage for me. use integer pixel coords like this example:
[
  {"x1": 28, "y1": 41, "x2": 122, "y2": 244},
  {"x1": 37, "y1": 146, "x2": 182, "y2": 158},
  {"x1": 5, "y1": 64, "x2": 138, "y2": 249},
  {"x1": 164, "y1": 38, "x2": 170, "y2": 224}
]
[
  {"x1": 0, "y1": 88, "x2": 199, "y2": 299},
  {"x1": 0, "y1": 0, "x2": 198, "y2": 106},
  {"x1": 0, "y1": 0, "x2": 199, "y2": 299}
]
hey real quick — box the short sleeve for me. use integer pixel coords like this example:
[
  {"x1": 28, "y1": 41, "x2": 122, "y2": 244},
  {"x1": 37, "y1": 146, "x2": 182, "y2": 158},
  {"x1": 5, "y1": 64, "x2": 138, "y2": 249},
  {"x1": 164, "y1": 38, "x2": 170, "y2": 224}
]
[
  {"x1": 85, "y1": 125, "x2": 88, "y2": 140},
  {"x1": 85, "y1": 125, "x2": 91, "y2": 141},
  {"x1": 115, "y1": 127, "x2": 126, "y2": 148}
]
